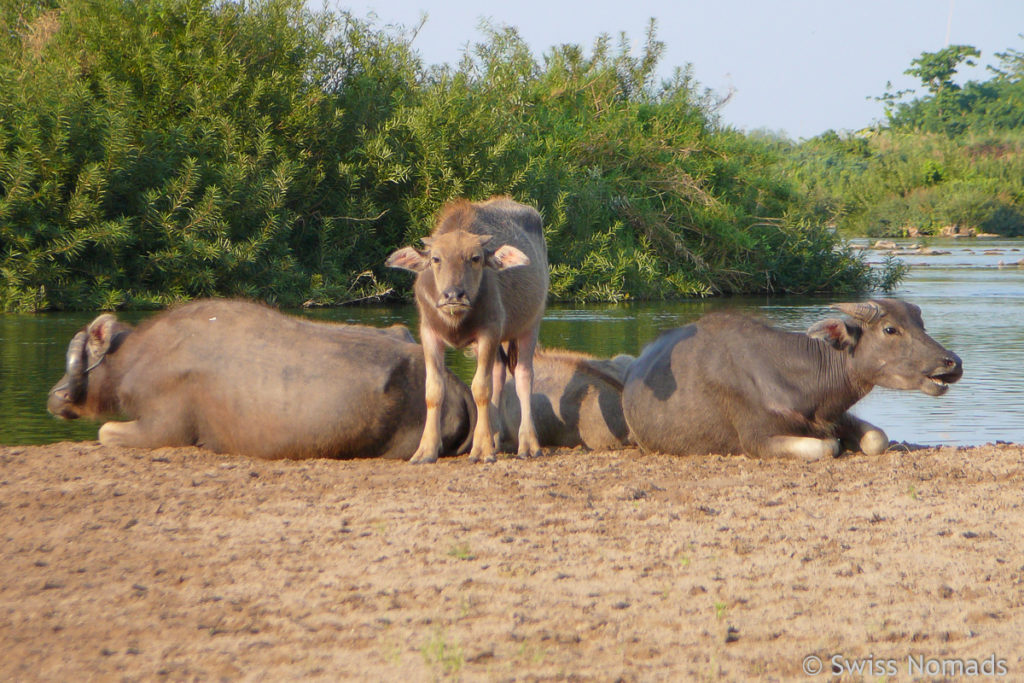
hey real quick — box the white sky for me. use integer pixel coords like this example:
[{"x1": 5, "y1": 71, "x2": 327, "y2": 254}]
[{"x1": 326, "y1": 0, "x2": 1024, "y2": 139}]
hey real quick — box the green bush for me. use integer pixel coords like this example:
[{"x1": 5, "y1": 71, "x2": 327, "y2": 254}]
[
  {"x1": 786, "y1": 130, "x2": 1024, "y2": 238},
  {"x1": 1, "y1": 1, "x2": 881, "y2": 311},
  {"x1": 784, "y1": 41, "x2": 1024, "y2": 239}
]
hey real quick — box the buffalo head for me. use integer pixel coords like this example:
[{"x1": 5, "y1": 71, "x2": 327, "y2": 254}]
[
  {"x1": 807, "y1": 299, "x2": 963, "y2": 397},
  {"x1": 48, "y1": 313, "x2": 129, "y2": 419},
  {"x1": 386, "y1": 231, "x2": 530, "y2": 323}
]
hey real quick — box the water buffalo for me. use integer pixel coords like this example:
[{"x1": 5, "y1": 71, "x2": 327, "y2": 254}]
[
  {"x1": 47, "y1": 299, "x2": 476, "y2": 460},
  {"x1": 499, "y1": 350, "x2": 634, "y2": 451},
  {"x1": 386, "y1": 196, "x2": 549, "y2": 463},
  {"x1": 622, "y1": 299, "x2": 963, "y2": 459}
]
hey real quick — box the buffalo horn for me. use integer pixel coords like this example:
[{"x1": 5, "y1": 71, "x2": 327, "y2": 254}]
[
  {"x1": 832, "y1": 301, "x2": 884, "y2": 324},
  {"x1": 65, "y1": 331, "x2": 88, "y2": 396}
]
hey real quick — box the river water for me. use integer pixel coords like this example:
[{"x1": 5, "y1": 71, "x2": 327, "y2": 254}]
[{"x1": 2, "y1": 237, "x2": 1021, "y2": 447}]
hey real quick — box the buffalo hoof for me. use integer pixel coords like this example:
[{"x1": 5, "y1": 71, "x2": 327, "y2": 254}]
[
  {"x1": 408, "y1": 447, "x2": 439, "y2": 465},
  {"x1": 516, "y1": 446, "x2": 543, "y2": 460},
  {"x1": 516, "y1": 431, "x2": 543, "y2": 460},
  {"x1": 859, "y1": 429, "x2": 890, "y2": 456},
  {"x1": 468, "y1": 434, "x2": 497, "y2": 463}
]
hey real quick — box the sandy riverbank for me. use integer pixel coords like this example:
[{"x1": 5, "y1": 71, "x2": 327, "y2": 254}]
[{"x1": 1, "y1": 441, "x2": 1021, "y2": 680}]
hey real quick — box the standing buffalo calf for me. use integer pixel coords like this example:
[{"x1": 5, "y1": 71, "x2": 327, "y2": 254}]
[
  {"x1": 623, "y1": 299, "x2": 963, "y2": 459},
  {"x1": 47, "y1": 299, "x2": 476, "y2": 460},
  {"x1": 499, "y1": 350, "x2": 634, "y2": 451},
  {"x1": 386, "y1": 197, "x2": 549, "y2": 463}
]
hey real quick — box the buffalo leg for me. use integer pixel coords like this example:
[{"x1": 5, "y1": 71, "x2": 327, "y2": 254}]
[
  {"x1": 838, "y1": 413, "x2": 889, "y2": 455},
  {"x1": 512, "y1": 328, "x2": 542, "y2": 459},
  {"x1": 469, "y1": 335, "x2": 499, "y2": 463},
  {"x1": 760, "y1": 435, "x2": 840, "y2": 461},
  {"x1": 410, "y1": 325, "x2": 447, "y2": 464},
  {"x1": 490, "y1": 346, "x2": 507, "y2": 451},
  {"x1": 98, "y1": 420, "x2": 191, "y2": 449}
]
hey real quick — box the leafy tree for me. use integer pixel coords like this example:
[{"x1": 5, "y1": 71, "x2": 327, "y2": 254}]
[
  {"x1": 787, "y1": 37, "x2": 1024, "y2": 238},
  {"x1": 880, "y1": 45, "x2": 981, "y2": 135},
  {"x1": 1, "y1": 0, "x2": 883, "y2": 311},
  {"x1": 905, "y1": 44, "x2": 980, "y2": 95},
  {"x1": 988, "y1": 37, "x2": 1024, "y2": 81}
]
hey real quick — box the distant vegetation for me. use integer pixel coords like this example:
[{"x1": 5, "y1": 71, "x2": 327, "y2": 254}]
[
  {"x1": 781, "y1": 41, "x2": 1024, "y2": 238},
  {"x1": 1, "y1": 0, "x2": 989, "y2": 312}
]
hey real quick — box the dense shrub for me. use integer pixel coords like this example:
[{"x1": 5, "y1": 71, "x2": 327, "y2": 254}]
[
  {"x1": 785, "y1": 130, "x2": 1024, "y2": 238},
  {"x1": 784, "y1": 41, "x2": 1024, "y2": 238},
  {"x1": 1, "y1": 0, "x2": 882, "y2": 311}
]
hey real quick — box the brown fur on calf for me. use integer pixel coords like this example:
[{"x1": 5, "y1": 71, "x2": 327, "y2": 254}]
[{"x1": 386, "y1": 196, "x2": 549, "y2": 463}]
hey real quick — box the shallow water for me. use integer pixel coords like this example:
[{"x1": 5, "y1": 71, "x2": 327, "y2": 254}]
[{"x1": 2, "y1": 237, "x2": 1021, "y2": 447}]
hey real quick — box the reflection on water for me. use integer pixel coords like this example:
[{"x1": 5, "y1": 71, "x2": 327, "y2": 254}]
[{"x1": 3, "y1": 238, "x2": 1022, "y2": 447}]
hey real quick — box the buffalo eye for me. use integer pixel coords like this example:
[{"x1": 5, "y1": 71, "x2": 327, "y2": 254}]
[
  {"x1": 470, "y1": 254, "x2": 481, "y2": 264},
  {"x1": 431, "y1": 255, "x2": 441, "y2": 265},
  {"x1": 883, "y1": 325, "x2": 899, "y2": 336}
]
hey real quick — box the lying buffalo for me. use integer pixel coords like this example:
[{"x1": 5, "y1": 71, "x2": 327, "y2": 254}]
[
  {"x1": 622, "y1": 300, "x2": 963, "y2": 459},
  {"x1": 47, "y1": 299, "x2": 476, "y2": 460},
  {"x1": 499, "y1": 349, "x2": 634, "y2": 451},
  {"x1": 386, "y1": 196, "x2": 549, "y2": 463}
]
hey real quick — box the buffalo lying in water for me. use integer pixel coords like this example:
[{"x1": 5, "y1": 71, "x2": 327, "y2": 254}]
[
  {"x1": 622, "y1": 299, "x2": 963, "y2": 459},
  {"x1": 47, "y1": 299, "x2": 476, "y2": 460}
]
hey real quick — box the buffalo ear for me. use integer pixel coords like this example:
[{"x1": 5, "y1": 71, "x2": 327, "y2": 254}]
[
  {"x1": 86, "y1": 314, "x2": 120, "y2": 357},
  {"x1": 385, "y1": 246, "x2": 430, "y2": 272},
  {"x1": 905, "y1": 301, "x2": 924, "y2": 326},
  {"x1": 807, "y1": 318, "x2": 861, "y2": 351},
  {"x1": 832, "y1": 301, "x2": 884, "y2": 324},
  {"x1": 486, "y1": 244, "x2": 530, "y2": 270}
]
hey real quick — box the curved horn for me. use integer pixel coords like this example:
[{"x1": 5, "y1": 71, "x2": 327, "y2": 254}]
[
  {"x1": 65, "y1": 331, "x2": 88, "y2": 397},
  {"x1": 832, "y1": 301, "x2": 885, "y2": 324}
]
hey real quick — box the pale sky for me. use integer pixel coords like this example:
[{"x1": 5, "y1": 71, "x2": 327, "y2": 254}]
[{"x1": 327, "y1": 0, "x2": 1024, "y2": 139}]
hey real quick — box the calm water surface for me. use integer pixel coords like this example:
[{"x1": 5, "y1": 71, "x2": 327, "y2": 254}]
[{"x1": 2, "y1": 237, "x2": 1022, "y2": 447}]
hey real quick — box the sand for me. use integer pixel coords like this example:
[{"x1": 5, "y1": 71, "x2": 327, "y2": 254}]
[{"x1": 1, "y1": 441, "x2": 1022, "y2": 681}]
